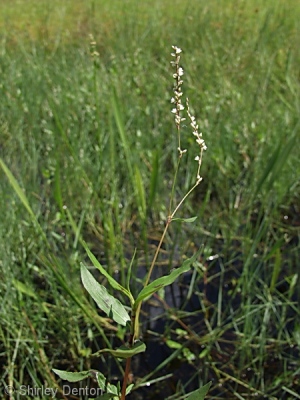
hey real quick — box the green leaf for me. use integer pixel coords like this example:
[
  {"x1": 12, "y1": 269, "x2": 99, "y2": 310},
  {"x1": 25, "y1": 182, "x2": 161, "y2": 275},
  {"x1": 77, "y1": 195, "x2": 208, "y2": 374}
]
[
  {"x1": 172, "y1": 216, "x2": 198, "y2": 223},
  {"x1": 166, "y1": 340, "x2": 181, "y2": 349},
  {"x1": 82, "y1": 242, "x2": 134, "y2": 304},
  {"x1": 52, "y1": 369, "x2": 92, "y2": 382},
  {"x1": 134, "y1": 250, "x2": 201, "y2": 308},
  {"x1": 96, "y1": 372, "x2": 106, "y2": 391},
  {"x1": 127, "y1": 249, "x2": 136, "y2": 295},
  {"x1": 199, "y1": 346, "x2": 210, "y2": 359},
  {"x1": 186, "y1": 382, "x2": 211, "y2": 400},
  {"x1": 126, "y1": 384, "x2": 134, "y2": 395},
  {"x1": 106, "y1": 382, "x2": 119, "y2": 395},
  {"x1": 95, "y1": 373, "x2": 121, "y2": 399},
  {"x1": 92, "y1": 341, "x2": 146, "y2": 359},
  {"x1": 96, "y1": 371, "x2": 107, "y2": 391},
  {"x1": 81, "y1": 264, "x2": 130, "y2": 326}
]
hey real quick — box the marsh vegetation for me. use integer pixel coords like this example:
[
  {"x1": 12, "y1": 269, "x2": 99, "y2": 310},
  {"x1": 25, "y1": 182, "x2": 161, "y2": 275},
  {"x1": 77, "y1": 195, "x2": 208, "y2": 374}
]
[{"x1": 0, "y1": 1, "x2": 299, "y2": 398}]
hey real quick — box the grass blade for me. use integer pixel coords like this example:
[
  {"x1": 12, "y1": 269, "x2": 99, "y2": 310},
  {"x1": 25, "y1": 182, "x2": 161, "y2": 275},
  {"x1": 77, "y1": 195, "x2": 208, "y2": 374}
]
[
  {"x1": 149, "y1": 150, "x2": 159, "y2": 210},
  {"x1": 135, "y1": 165, "x2": 146, "y2": 220},
  {"x1": 111, "y1": 89, "x2": 134, "y2": 186},
  {"x1": 0, "y1": 157, "x2": 48, "y2": 244}
]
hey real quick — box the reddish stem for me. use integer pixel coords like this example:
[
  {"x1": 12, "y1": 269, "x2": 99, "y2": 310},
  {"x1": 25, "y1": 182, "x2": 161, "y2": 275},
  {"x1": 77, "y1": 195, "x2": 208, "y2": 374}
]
[{"x1": 120, "y1": 356, "x2": 131, "y2": 400}]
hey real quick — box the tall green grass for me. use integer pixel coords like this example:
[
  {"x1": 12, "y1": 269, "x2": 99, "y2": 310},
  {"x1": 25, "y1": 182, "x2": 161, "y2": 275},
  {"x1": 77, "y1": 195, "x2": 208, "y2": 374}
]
[{"x1": 0, "y1": 0, "x2": 299, "y2": 398}]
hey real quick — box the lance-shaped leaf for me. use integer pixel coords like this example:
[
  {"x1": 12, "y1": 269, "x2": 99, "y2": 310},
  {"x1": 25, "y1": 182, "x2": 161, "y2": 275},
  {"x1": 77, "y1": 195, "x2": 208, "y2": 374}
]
[
  {"x1": 82, "y1": 241, "x2": 134, "y2": 304},
  {"x1": 92, "y1": 341, "x2": 146, "y2": 359},
  {"x1": 81, "y1": 264, "x2": 130, "y2": 326},
  {"x1": 172, "y1": 216, "x2": 198, "y2": 223},
  {"x1": 52, "y1": 369, "x2": 92, "y2": 382},
  {"x1": 95, "y1": 373, "x2": 121, "y2": 399},
  {"x1": 186, "y1": 381, "x2": 211, "y2": 399},
  {"x1": 125, "y1": 384, "x2": 134, "y2": 395},
  {"x1": 134, "y1": 249, "x2": 201, "y2": 308}
]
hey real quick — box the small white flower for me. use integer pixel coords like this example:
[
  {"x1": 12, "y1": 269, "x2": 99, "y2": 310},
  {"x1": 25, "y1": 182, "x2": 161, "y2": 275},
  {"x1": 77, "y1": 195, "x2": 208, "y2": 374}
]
[
  {"x1": 178, "y1": 67, "x2": 184, "y2": 76},
  {"x1": 196, "y1": 138, "x2": 205, "y2": 146},
  {"x1": 172, "y1": 46, "x2": 182, "y2": 54},
  {"x1": 174, "y1": 91, "x2": 183, "y2": 97}
]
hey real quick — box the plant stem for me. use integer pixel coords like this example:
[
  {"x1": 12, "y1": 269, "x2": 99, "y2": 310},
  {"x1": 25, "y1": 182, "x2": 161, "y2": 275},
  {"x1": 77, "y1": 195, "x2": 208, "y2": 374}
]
[
  {"x1": 170, "y1": 181, "x2": 200, "y2": 219},
  {"x1": 168, "y1": 156, "x2": 181, "y2": 215},
  {"x1": 145, "y1": 180, "x2": 200, "y2": 287},
  {"x1": 120, "y1": 219, "x2": 171, "y2": 399},
  {"x1": 120, "y1": 313, "x2": 136, "y2": 399},
  {"x1": 144, "y1": 218, "x2": 171, "y2": 287},
  {"x1": 120, "y1": 110, "x2": 201, "y2": 398},
  {"x1": 120, "y1": 356, "x2": 131, "y2": 400}
]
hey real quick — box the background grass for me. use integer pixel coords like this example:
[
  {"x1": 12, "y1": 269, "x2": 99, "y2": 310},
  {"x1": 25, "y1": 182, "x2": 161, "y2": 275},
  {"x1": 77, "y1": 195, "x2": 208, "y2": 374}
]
[{"x1": 0, "y1": 0, "x2": 299, "y2": 399}]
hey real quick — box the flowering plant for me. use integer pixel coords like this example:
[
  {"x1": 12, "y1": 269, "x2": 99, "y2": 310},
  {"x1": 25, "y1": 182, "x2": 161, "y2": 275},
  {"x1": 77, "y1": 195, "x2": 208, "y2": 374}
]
[{"x1": 53, "y1": 45, "x2": 210, "y2": 400}]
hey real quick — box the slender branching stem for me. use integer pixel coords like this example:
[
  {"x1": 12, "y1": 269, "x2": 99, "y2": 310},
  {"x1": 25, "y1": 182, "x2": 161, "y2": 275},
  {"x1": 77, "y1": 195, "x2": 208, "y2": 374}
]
[
  {"x1": 171, "y1": 180, "x2": 201, "y2": 219},
  {"x1": 119, "y1": 45, "x2": 207, "y2": 399},
  {"x1": 168, "y1": 156, "x2": 181, "y2": 215},
  {"x1": 144, "y1": 220, "x2": 171, "y2": 288}
]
